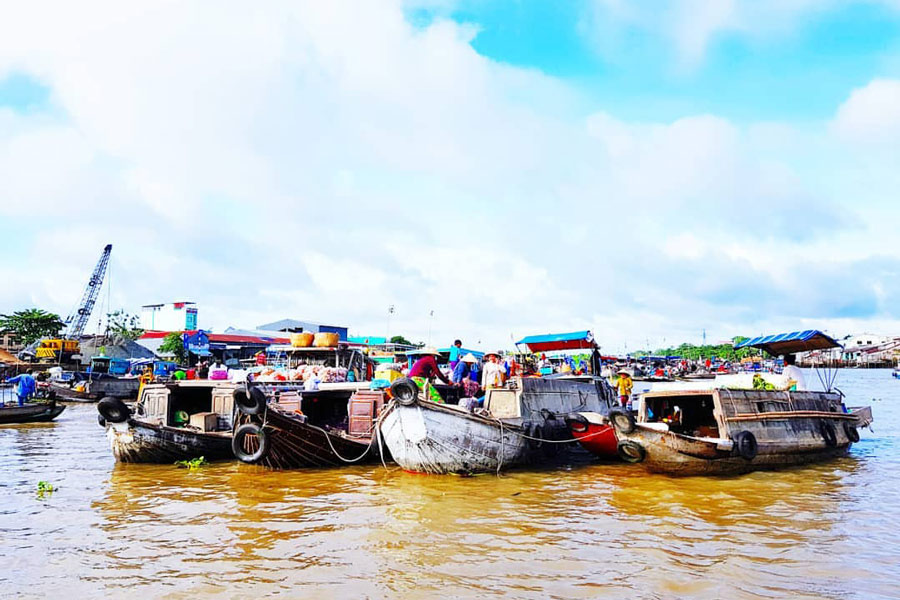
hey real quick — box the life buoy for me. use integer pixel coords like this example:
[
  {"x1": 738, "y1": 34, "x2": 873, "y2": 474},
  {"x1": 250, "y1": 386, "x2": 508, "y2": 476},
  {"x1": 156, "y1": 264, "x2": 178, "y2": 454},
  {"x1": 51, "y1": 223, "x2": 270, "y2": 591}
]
[
  {"x1": 98, "y1": 397, "x2": 130, "y2": 423},
  {"x1": 820, "y1": 420, "x2": 838, "y2": 447},
  {"x1": 731, "y1": 430, "x2": 758, "y2": 460},
  {"x1": 232, "y1": 423, "x2": 269, "y2": 463},
  {"x1": 566, "y1": 412, "x2": 589, "y2": 434},
  {"x1": 843, "y1": 422, "x2": 860, "y2": 443},
  {"x1": 617, "y1": 440, "x2": 646, "y2": 463},
  {"x1": 390, "y1": 378, "x2": 419, "y2": 406},
  {"x1": 234, "y1": 386, "x2": 267, "y2": 415},
  {"x1": 609, "y1": 408, "x2": 636, "y2": 434}
]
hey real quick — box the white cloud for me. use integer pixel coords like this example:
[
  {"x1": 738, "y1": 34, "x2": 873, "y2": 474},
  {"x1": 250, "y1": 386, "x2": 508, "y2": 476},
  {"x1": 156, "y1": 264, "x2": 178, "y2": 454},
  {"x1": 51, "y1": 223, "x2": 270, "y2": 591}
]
[
  {"x1": 0, "y1": 1, "x2": 898, "y2": 352},
  {"x1": 831, "y1": 78, "x2": 900, "y2": 146}
]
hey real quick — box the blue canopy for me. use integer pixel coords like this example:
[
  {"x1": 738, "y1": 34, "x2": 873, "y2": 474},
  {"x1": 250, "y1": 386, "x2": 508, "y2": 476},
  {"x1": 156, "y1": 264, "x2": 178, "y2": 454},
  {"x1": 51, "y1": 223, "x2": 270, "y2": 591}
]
[
  {"x1": 734, "y1": 330, "x2": 841, "y2": 355},
  {"x1": 515, "y1": 331, "x2": 595, "y2": 352}
]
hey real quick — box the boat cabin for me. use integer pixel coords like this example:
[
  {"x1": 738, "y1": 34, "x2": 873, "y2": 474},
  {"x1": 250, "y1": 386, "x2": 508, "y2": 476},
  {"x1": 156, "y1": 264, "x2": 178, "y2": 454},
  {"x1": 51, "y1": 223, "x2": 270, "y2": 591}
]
[
  {"x1": 90, "y1": 356, "x2": 130, "y2": 376},
  {"x1": 638, "y1": 390, "x2": 722, "y2": 438},
  {"x1": 137, "y1": 381, "x2": 236, "y2": 432}
]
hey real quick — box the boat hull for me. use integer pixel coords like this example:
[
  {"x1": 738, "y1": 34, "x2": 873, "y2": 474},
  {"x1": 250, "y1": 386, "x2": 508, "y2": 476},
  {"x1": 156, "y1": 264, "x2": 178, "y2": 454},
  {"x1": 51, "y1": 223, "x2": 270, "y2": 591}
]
[
  {"x1": 379, "y1": 401, "x2": 537, "y2": 474},
  {"x1": 618, "y1": 424, "x2": 852, "y2": 476},
  {"x1": 106, "y1": 419, "x2": 233, "y2": 463},
  {"x1": 569, "y1": 419, "x2": 618, "y2": 458},
  {"x1": 235, "y1": 407, "x2": 383, "y2": 469},
  {"x1": 0, "y1": 402, "x2": 66, "y2": 424},
  {"x1": 50, "y1": 377, "x2": 140, "y2": 402}
]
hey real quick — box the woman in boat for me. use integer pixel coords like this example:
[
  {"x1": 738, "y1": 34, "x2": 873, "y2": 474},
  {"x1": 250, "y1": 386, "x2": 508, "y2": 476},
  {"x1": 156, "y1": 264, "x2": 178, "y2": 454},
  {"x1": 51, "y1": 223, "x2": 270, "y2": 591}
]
[
  {"x1": 408, "y1": 347, "x2": 451, "y2": 403},
  {"x1": 613, "y1": 370, "x2": 633, "y2": 406},
  {"x1": 481, "y1": 351, "x2": 506, "y2": 389}
]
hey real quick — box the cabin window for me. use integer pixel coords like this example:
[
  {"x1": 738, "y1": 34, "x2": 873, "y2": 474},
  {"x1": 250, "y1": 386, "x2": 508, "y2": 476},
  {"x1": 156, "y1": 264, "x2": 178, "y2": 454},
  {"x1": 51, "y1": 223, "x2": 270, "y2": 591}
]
[{"x1": 645, "y1": 394, "x2": 719, "y2": 438}]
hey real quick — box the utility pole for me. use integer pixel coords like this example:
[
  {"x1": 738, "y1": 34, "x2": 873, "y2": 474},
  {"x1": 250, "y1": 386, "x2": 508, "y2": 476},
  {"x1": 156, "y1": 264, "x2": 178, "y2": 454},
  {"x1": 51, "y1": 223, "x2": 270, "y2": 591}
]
[
  {"x1": 386, "y1": 305, "x2": 394, "y2": 343},
  {"x1": 427, "y1": 310, "x2": 434, "y2": 345}
]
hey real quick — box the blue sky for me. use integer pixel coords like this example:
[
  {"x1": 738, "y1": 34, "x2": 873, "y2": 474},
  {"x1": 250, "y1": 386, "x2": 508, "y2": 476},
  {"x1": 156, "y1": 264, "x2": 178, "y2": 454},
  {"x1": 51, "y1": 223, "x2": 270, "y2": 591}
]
[{"x1": 1, "y1": 1, "x2": 900, "y2": 352}]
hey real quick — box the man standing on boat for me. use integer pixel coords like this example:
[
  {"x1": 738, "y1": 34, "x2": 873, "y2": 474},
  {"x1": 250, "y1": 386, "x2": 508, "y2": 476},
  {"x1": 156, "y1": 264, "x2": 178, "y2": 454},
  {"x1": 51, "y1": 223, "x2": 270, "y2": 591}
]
[
  {"x1": 448, "y1": 339, "x2": 463, "y2": 371},
  {"x1": 5, "y1": 370, "x2": 36, "y2": 406},
  {"x1": 782, "y1": 354, "x2": 807, "y2": 391}
]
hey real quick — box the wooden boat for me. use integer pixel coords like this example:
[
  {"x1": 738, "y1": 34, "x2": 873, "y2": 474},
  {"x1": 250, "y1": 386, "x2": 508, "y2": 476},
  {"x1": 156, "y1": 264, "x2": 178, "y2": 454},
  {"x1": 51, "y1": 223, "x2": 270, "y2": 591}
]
[
  {"x1": 378, "y1": 376, "x2": 617, "y2": 475},
  {"x1": 611, "y1": 388, "x2": 866, "y2": 475},
  {"x1": 100, "y1": 381, "x2": 237, "y2": 463},
  {"x1": 232, "y1": 382, "x2": 385, "y2": 469},
  {"x1": 49, "y1": 372, "x2": 140, "y2": 402},
  {"x1": 0, "y1": 400, "x2": 65, "y2": 424}
]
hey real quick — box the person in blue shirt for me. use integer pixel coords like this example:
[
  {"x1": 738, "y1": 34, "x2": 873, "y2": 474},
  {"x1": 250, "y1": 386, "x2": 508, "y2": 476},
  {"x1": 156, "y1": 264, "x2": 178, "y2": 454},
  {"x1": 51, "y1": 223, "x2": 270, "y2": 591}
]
[
  {"x1": 451, "y1": 353, "x2": 477, "y2": 384},
  {"x1": 6, "y1": 371, "x2": 37, "y2": 406},
  {"x1": 448, "y1": 340, "x2": 463, "y2": 370}
]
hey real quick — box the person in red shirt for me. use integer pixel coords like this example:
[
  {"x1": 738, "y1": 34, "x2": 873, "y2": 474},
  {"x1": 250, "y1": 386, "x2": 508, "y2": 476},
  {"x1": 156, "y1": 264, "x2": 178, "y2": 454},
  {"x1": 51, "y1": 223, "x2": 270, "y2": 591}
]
[{"x1": 408, "y1": 348, "x2": 451, "y2": 384}]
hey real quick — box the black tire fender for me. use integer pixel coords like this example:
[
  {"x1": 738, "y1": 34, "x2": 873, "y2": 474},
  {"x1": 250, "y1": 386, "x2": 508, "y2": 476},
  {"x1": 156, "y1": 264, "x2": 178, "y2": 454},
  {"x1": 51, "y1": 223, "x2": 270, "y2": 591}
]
[
  {"x1": 820, "y1": 420, "x2": 838, "y2": 447},
  {"x1": 566, "y1": 412, "x2": 589, "y2": 434},
  {"x1": 731, "y1": 430, "x2": 758, "y2": 461},
  {"x1": 609, "y1": 408, "x2": 636, "y2": 434},
  {"x1": 843, "y1": 421, "x2": 860, "y2": 443},
  {"x1": 391, "y1": 378, "x2": 419, "y2": 406},
  {"x1": 525, "y1": 422, "x2": 543, "y2": 448},
  {"x1": 98, "y1": 396, "x2": 130, "y2": 424},
  {"x1": 97, "y1": 414, "x2": 107, "y2": 428},
  {"x1": 235, "y1": 386, "x2": 267, "y2": 416},
  {"x1": 232, "y1": 423, "x2": 269, "y2": 463},
  {"x1": 617, "y1": 440, "x2": 646, "y2": 463}
]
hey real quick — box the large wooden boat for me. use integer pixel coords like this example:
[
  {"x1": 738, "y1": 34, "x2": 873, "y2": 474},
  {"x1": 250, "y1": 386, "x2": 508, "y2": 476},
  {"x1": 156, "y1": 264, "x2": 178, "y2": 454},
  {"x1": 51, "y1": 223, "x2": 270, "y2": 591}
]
[
  {"x1": 0, "y1": 400, "x2": 66, "y2": 424},
  {"x1": 378, "y1": 376, "x2": 617, "y2": 475},
  {"x1": 100, "y1": 381, "x2": 237, "y2": 463},
  {"x1": 232, "y1": 382, "x2": 385, "y2": 469},
  {"x1": 611, "y1": 388, "x2": 866, "y2": 475}
]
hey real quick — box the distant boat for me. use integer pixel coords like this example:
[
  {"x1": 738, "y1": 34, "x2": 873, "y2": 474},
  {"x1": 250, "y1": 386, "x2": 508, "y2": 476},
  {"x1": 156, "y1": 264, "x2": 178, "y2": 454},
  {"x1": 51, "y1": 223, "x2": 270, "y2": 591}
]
[{"x1": 0, "y1": 400, "x2": 65, "y2": 425}]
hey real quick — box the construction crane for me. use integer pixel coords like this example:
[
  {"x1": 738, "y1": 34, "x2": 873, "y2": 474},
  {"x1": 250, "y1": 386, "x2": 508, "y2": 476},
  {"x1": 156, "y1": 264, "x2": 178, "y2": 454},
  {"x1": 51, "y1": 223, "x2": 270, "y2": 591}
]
[
  {"x1": 33, "y1": 244, "x2": 112, "y2": 362},
  {"x1": 63, "y1": 244, "x2": 112, "y2": 339}
]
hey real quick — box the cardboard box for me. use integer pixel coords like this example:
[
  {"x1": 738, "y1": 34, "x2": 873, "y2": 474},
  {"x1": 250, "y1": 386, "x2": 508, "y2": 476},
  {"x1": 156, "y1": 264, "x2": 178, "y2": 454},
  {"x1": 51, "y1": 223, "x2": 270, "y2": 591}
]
[{"x1": 189, "y1": 412, "x2": 219, "y2": 432}]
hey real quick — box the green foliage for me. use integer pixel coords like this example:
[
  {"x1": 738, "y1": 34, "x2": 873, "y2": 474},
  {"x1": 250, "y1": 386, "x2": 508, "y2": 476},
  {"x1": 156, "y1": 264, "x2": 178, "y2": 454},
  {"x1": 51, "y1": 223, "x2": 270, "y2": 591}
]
[
  {"x1": 37, "y1": 480, "x2": 56, "y2": 498},
  {"x1": 389, "y1": 335, "x2": 412, "y2": 345},
  {"x1": 106, "y1": 309, "x2": 144, "y2": 341},
  {"x1": 648, "y1": 337, "x2": 763, "y2": 362},
  {"x1": 158, "y1": 332, "x2": 187, "y2": 363},
  {"x1": 0, "y1": 309, "x2": 65, "y2": 346},
  {"x1": 175, "y1": 456, "x2": 208, "y2": 470}
]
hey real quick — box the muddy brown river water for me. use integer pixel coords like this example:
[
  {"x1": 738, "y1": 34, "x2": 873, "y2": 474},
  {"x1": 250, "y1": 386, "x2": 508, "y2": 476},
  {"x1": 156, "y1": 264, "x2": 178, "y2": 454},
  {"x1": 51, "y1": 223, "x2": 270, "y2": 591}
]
[{"x1": 1, "y1": 369, "x2": 898, "y2": 599}]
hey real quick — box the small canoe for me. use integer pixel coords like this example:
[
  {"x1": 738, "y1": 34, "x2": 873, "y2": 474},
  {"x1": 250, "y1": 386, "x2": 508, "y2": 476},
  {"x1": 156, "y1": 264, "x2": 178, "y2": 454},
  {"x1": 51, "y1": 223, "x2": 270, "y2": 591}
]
[
  {"x1": 0, "y1": 401, "x2": 66, "y2": 425},
  {"x1": 565, "y1": 411, "x2": 618, "y2": 458}
]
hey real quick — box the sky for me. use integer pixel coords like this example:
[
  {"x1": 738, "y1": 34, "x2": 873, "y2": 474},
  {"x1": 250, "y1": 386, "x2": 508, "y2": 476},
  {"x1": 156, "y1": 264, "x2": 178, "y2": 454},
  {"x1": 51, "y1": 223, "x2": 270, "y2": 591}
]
[{"x1": 1, "y1": 0, "x2": 900, "y2": 355}]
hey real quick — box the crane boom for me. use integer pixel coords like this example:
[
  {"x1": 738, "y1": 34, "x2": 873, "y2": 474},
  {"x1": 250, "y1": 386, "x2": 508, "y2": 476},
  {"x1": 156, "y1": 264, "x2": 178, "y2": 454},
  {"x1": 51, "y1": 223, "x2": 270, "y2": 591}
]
[{"x1": 64, "y1": 244, "x2": 112, "y2": 339}]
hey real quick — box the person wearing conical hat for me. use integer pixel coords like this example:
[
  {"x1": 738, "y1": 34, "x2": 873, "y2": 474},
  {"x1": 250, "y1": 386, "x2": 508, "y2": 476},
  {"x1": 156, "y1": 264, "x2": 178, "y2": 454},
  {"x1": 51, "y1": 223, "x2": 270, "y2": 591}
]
[
  {"x1": 481, "y1": 351, "x2": 505, "y2": 390},
  {"x1": 614, "y1": 369, "x2": 633, "y2": 407},
  {"x1": 451, "y1": 352, "x2": 478, "y2": 384},
  {"x1": 408, "y1": 347, "x2": 450, "y2": 403}
]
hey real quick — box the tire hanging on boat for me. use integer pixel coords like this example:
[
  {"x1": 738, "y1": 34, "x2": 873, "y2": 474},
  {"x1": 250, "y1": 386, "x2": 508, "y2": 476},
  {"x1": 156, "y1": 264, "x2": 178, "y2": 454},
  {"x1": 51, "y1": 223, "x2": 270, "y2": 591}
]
[
  {"x1": 617, "y1": 440, "x2": 646, "y2": 463},
  {"x1": 232, "y1": 423, "x2": 269, "y2": 463},
  {"x1": 819, "y1": 420, "x2": 838, "y2": 447},
  {"x1": 391, "y1": 378, "x2": 419, "y2": 406},
  {"x1": 98, "y1": 397, "x2": 130, "y2": 424},
  {"x1": 526, "y1": 422, "x2": 543, "y2": 448},
  {"x1": 565, "y1": 412, "x2": 588, "y2": 433},
  {"x1": 97, "y1": 414, "x2": 106, "y2": 428},
  {"x1": 843, "y1": 422, "x2": 860, "y2": 443},
  {"x1": 235, "y1": 386, "x2": 267, "y2": 416},
  {"x1": 731, "y1": 430, "x2": 758, "y2": 461},
  {"x1": 608, "y1": 408, "x2": 636, "y2": 434}
]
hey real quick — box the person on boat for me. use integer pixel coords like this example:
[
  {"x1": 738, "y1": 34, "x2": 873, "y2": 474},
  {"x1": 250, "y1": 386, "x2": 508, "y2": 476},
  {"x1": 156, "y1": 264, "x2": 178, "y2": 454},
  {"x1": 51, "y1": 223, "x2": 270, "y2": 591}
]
[
  {"x1": 5, "y1": 370, "x2": 36, "y2": 406},
  {"x1": 408, "y1": 347, "x2": 450, "y2": 403},
  {"x1": 782, "y1": 354, "x2": 807, "y2": 391},
  {"x1": 451, "y1": 353, "x2": 477, "y2": 384},
  {"x1": 448, "y1": 339, "x2": 463, "y2": 370},
  {"x1": 613, "y1": 370, "x2": 633, "y2": 406},
  {"x1": 481, "y1": 351, "x2": 506, "y2": 389}
]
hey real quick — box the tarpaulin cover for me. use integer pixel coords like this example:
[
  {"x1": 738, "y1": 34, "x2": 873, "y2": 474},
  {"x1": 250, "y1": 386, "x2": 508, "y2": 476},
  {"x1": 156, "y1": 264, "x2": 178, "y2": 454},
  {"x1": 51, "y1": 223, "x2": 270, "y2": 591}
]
[
  {"x1": 733, "y1": 330, "x2": 841, "y2": 355},
  {"x1": 515, "y1": 331, "x2": 595, "y2": 352}
]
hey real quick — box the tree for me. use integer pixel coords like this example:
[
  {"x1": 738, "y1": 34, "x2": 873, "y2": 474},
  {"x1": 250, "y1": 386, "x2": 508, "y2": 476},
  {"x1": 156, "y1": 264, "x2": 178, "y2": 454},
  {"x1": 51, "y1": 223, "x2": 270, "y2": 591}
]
[
  {"x1": 0, "y1": 309, "x2": 65, "y2": 345},
  {"x1": 106, "y1": 310, "x2": 144, "y2": 341},
  {"x1": 158, "y1": 332, "x2": 187, "y2": 364},
  {"x1": 390, "y1": 335, "x2": 413, "y2": 345}
]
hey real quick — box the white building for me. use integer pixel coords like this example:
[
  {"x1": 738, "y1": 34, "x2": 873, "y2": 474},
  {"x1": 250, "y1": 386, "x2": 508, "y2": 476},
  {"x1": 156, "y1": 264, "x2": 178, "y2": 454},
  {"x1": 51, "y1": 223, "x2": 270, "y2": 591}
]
[{"x1": 141, "y1": 302, "x2": 198, "y2": 332}]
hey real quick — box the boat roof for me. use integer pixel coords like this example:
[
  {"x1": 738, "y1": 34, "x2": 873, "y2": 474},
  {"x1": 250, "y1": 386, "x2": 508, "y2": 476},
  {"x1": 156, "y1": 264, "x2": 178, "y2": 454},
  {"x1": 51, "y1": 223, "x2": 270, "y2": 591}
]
[
  {"x1": 515, "y1": 330, "x2": 596, "y2": 352},
  {"x1": 734, "y1": 330, "x2": 841, "y2": 355}
]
